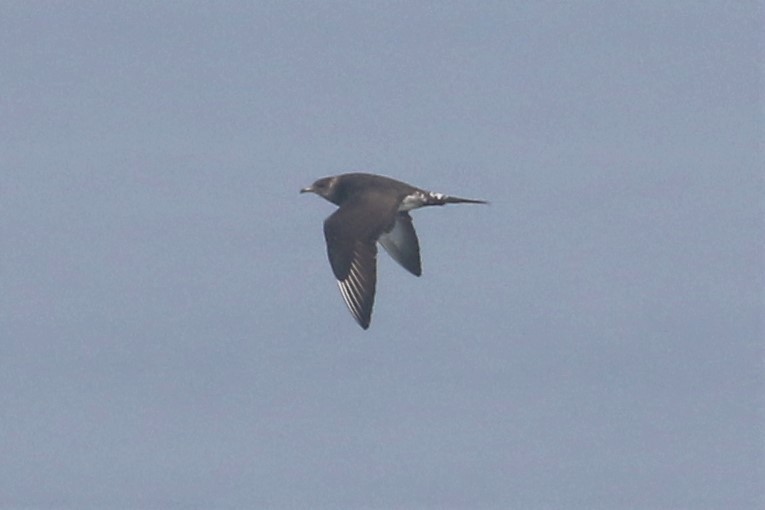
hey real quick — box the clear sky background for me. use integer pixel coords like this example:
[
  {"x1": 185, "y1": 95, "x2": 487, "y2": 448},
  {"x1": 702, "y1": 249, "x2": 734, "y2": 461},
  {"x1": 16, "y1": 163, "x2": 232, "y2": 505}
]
[{"x1": 1, "y1": 2, "x2": 762, "y2": 509}]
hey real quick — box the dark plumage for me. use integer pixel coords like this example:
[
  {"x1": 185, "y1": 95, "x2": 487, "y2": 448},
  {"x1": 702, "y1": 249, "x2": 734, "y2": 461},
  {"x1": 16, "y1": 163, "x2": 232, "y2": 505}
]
[{"x1": 301, "y1": 172, "x2": 486, "y2": 329}]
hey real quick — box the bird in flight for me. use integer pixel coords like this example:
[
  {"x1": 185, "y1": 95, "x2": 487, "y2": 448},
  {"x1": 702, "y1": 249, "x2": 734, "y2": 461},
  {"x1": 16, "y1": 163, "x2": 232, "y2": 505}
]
[{"x1": 301, "y1": 172, "x2": 486, "y2": 329}]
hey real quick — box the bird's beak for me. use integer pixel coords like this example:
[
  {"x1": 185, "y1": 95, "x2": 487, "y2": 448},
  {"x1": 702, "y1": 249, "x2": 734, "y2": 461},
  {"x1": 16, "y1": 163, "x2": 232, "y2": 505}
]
[{"x1": 300, "y1": 186, "x2": 314, "y2": 194}]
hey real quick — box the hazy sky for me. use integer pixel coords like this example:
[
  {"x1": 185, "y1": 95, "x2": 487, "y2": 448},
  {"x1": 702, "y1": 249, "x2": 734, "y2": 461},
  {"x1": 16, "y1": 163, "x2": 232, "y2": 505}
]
[{"x1": 1, "y1": 2, "x2": 762, "y2": 509}]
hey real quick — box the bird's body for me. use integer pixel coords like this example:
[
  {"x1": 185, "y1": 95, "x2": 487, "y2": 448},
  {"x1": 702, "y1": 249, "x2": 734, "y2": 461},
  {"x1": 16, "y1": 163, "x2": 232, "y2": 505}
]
[{"x1": 301, "y1": 172, "x2": 486, "y2": 329}]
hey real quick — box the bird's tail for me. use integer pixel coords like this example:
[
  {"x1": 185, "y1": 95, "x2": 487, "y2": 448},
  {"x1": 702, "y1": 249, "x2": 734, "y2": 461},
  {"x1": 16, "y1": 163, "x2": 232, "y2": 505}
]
[
  {"x1": 426, "y1": 192, "x2": 488, "y2": 206},
  {"x1": 443, "y1": 196, "x2": 488, "y2": 205}
]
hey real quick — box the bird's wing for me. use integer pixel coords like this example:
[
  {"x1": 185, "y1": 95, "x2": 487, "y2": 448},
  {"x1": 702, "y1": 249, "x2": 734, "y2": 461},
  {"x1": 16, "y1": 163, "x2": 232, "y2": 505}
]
[
  {"x1": 334, "y1": 240, "x2": 376, "y2": 329},
  {"x1": 378, "y1": 212, "x2": 422, "y2": 276},
  {"x1": 323, "y1": 192, "x2": 399, "y2": 329}
]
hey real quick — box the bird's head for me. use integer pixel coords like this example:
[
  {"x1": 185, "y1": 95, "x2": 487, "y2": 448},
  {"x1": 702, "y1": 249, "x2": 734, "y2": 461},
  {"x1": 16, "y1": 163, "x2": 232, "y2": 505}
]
[{"x1": 300, "y1": 176, "x2": 341, "y2": 204}]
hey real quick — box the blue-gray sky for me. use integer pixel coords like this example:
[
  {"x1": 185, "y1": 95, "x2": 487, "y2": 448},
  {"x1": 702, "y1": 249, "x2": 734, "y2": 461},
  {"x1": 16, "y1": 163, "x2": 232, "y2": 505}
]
[{"x1": 1, "y1": 2, "x2": 762, "y2": 509}]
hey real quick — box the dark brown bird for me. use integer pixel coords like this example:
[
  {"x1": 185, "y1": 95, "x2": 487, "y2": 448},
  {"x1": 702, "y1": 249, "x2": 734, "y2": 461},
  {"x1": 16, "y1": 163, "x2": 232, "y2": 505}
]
[{"x1": 301, "y1": 172, "x2": 486, "y2": 329}]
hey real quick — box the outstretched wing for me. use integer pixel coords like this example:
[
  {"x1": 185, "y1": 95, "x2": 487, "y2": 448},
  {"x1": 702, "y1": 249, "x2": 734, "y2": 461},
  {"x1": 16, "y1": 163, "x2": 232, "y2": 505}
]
[
  {"x1": 334, "y1": 240, "x2": 376, "y2": 329},
  {"x1": 323, "y1": 191, "x2": 399, "y2": 329},
  {"x1": 378, "y1": 212, "x2": 422, "y2": 276}
]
